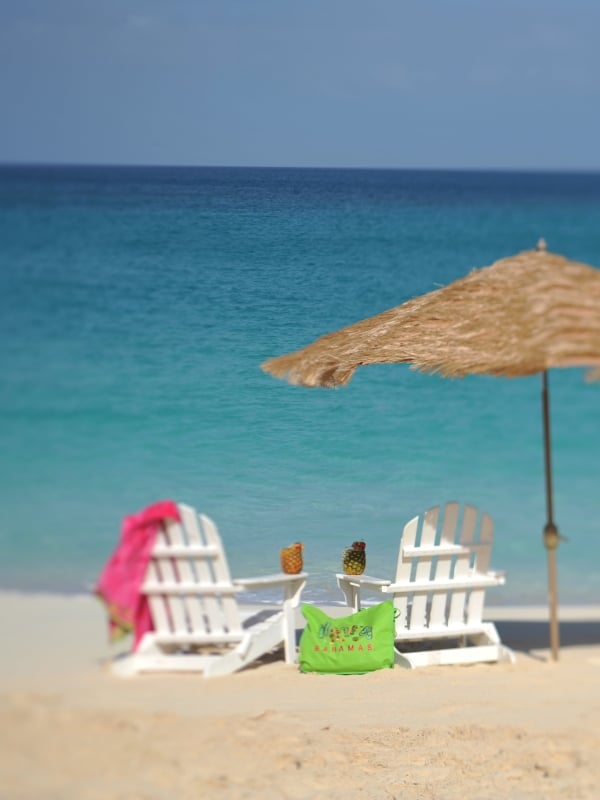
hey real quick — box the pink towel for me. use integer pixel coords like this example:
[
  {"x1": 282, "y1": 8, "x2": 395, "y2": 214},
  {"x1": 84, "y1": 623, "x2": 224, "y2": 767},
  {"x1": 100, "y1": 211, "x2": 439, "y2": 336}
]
[{"x1": 95, "y1": 500, "x2": 181, "y2": 651}]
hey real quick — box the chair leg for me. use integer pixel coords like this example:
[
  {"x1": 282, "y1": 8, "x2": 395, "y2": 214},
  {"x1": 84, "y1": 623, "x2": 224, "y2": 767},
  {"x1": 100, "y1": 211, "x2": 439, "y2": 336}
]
[{"x1": 337, "y1": 578, "x2": 361, "y2": 612}]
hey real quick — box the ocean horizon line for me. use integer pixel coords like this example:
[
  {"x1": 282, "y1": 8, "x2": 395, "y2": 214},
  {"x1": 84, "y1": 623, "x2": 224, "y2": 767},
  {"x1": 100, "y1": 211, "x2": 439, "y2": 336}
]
[{"x1": 2, "y1": 161, "x2": 600, "y2": 176}]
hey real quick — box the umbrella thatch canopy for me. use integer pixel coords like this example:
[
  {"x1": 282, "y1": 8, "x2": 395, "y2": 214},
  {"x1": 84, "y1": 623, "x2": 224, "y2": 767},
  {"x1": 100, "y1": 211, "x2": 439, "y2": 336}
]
[
  {"x1": 262, "y1": 242, "x2": 600, "y2": 387},
  {"x1": 261, "y1": 241, "x2": 600, "y2": 660}
]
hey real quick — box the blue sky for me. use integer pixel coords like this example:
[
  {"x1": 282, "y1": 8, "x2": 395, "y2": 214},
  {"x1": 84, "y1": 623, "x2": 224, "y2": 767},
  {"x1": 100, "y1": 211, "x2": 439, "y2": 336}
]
[{"x1": 1, "y1": 0, "x2": 599, "y2": 169}]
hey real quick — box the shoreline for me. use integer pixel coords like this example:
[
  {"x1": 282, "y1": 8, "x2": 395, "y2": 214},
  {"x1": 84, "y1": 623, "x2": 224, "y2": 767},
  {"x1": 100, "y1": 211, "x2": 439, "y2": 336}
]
[{"x1": 3, "y1": 587, "x2": 600, "y2": 617}]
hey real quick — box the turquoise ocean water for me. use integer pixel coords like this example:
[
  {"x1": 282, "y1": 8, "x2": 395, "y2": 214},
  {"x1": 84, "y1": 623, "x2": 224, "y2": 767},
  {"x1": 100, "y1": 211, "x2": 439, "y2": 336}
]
[{"x1": 1, "y1": 165, "x2": 600, "y2": 606}]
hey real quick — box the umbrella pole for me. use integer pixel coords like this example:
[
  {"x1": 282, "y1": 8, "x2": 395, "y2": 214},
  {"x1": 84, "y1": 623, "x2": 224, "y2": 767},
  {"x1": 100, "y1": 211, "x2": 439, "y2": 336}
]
[{"x1": 542, "y1": 369, "x2": 560, "y2": 661}]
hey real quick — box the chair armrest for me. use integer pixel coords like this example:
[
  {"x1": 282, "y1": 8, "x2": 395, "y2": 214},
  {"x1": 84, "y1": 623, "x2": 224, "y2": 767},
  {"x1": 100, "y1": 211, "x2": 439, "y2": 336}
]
[
  {"x1": 336, "y1": 573, "x2": 391, "y2": 589},
  {"x1": 488, "y1": 570, "x2": 506, "y2": 586},
  {"x1": 234, "y1": 573, "x2": 308, "y2": 610},
  {"x1": 234, "y1": 572, "x2": 308, "y2": 591}
]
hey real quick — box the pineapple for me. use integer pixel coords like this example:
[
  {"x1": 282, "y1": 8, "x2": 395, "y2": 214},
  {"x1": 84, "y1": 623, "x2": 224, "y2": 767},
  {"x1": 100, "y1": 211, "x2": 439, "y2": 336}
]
[
  {"x1": 342, "y1": 541, "x2": 366, "y2": 575},
  {"x1": 280, "y1": 542, "x2": 304, "y2": 574}
]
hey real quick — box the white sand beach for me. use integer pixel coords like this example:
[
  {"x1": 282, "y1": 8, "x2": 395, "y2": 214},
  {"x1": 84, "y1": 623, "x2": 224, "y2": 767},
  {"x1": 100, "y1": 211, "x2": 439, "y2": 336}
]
[{"x1": 1, "y1": 591, "x2": 600, "y2": 799}]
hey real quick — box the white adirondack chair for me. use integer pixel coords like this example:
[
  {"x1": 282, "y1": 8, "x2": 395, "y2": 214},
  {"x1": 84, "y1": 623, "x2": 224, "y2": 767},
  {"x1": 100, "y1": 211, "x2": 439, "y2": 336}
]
[
  {"x1": 112, "y1": 504, "x2": 307, "y2": 677},
  {"x1": 336, "y1": 503, "x2": 515, "y2": 668}
]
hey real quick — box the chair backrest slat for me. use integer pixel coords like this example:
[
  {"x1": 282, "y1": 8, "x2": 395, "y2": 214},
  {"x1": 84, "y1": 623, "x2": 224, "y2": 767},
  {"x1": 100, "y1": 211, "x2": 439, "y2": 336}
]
[
  {"x1": 428, "y1": 502, "x2": 460, "y2": 627},
  {"x1": 408, "y1": 506, "x2": 439, "y2": 629},
  {"x1": 466, "y1": 511, "x2": 493, "y2": 625},
  {"x1": 146, "y1": 528, "x2": 171, "y2": 634},
  {"x1": 393, "y1": 514, "x2": 418, "y2": 629},
  {"x1": 447, "y1": 505, "x2": 478, "y2": 627}
]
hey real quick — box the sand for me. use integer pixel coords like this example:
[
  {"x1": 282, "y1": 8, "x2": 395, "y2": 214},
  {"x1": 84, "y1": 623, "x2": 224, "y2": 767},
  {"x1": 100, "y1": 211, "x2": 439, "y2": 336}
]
[{"x1": 1, "y1": 591, "x2": 600, "y2": 800}]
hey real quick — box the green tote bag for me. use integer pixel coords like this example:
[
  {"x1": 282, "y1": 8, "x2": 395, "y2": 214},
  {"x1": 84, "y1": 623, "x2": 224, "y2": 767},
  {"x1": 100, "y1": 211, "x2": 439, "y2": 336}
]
[{"x1": 299, "y1": 601, "x2": 396, "y2": 675}]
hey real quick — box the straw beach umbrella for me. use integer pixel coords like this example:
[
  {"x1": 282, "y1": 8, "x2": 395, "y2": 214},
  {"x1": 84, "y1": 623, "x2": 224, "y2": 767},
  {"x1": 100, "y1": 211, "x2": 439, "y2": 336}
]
[{"x1": 261, "y1": 240, "x2": 600, "y2": 661}]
